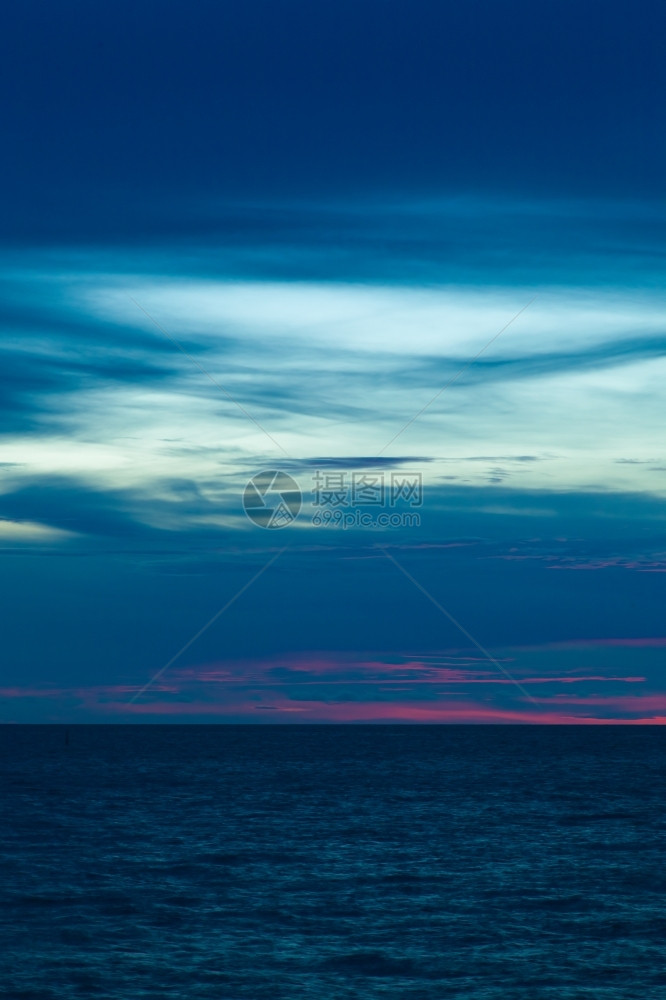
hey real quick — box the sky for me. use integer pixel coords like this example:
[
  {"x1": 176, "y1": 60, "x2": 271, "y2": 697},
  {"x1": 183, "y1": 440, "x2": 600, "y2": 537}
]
[{"x1": 1, "y1": 0, "x2": 665, "y2": 723}]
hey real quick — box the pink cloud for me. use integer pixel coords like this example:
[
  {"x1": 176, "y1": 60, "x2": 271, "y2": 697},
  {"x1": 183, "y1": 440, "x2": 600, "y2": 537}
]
[
  {"x1": 174, "y1": 661, "x2": 644, "y2": 687},
  {"x1": 107, "y1": 697, "x2": 666, "y2": 725},
  {"x1": 0, "y1": 646, "x2": 657, "y2": 724},
  {"x1": 0, "y1": 687, "x2": 63, "y2": 699},
  {"x1": 528, "y1": 693, "x2": 666, "y2": 712},
  {"x1": 4, "y1": 681, "x2": 663, "y2": 724},
  {"x1": 515, "y1": 637, "x2": 666, "y2": 651}
]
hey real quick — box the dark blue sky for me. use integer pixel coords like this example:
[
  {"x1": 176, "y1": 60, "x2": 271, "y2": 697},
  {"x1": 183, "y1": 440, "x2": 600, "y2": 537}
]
[
  {"x1": 0, "y1": 1, "x2": 665, "y2": 722},
  {"x1": 2, "y1": 0, "x2": 664, "y2": 238}
]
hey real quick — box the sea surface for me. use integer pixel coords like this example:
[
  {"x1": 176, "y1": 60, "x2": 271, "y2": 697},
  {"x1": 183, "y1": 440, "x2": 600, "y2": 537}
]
[{"x1": 1, "y1": 725, "x2": 665, "y2": 999}]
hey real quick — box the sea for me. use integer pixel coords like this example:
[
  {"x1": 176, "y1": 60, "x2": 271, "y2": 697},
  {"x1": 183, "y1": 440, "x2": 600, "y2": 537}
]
[{"x1": 1, "y1": 725, "x2": 665, "y2": 999}]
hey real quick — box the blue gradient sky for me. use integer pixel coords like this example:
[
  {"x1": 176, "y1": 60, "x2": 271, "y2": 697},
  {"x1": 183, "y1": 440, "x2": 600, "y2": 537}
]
[{"x1": 1, "y1": 1, "x2": 665, "y2": 722}]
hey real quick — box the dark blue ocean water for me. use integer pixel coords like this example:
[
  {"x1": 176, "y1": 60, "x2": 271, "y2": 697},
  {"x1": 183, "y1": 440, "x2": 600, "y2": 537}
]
[{"x1": 1, "y1": 725, "x2": 665, "y2": 999}]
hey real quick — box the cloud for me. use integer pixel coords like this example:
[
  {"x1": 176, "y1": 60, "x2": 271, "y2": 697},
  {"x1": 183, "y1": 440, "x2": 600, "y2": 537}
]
[
  {"x1": 281, "y1": 456, "x2": 433, "y2": 470},
  {"x1": 0, "y1": 283, "x2": 184, "y2": 436},
  {"x1": 3, "y1": 682, "x2": 662, "y2": 725},
  {"x1": 516, "y1": 637, "x2": 666, "y2": 651},
  {"x1": 3, "y1": 249, "x2": 666, "y2": 499}
]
